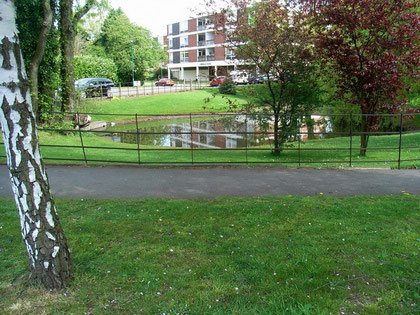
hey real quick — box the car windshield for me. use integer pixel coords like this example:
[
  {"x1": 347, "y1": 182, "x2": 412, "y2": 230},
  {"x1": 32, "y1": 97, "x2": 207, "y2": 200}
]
[{"x1": 75, "y1": 78, "x2": 91, "y2": 85}]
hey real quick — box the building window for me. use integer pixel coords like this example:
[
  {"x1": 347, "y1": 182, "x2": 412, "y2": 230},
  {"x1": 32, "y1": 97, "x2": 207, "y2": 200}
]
[
  {"x1": 169, "y1": 53, "x2": 174, "y2": 63},
  {"x1": 181, "y1": 51, "x2": 189, "y2": 63},
  {"x1": 169, "y1": 39, "x2": 173, "y2": 49},
  {"x1": 180, "y1": 20, "x2": 188, "y2": 33},
  {"x1": 198, "y1": 49, "x2": 206, "y2": 61},
  {"x1": 168, "y1": 24, "x2": 173, "y2": 35},
  {"x1": 197, "y1": 17, "x2": 214, "y2": 31},
  {"x1": 198, "y1": 49, "x2": 206, "y2": 57},
  {"x1": 225, "y1": 48, "x2": 236, "y2": 60},
  {"x1": 206, "y1": 32, "x2": 215, "y2": 46},
  {"x1": 206, "y1": 48, "x2": 215, "y2": 61},
  {"x1": 198, "y1": 33, "x2": 206, "y2": 46},
  {"x1": 180, "y1": 36, "x2": 188, "y2": 48}
]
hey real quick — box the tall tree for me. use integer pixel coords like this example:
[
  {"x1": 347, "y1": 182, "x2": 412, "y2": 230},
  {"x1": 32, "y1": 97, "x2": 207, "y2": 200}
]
[
  {"x1": 301, "y1": 0, "x2": 420, "y2": 156},
  {"x1": 27, "y1": 0, "x2": 52, "y2": 117},
  {"x1": 0, "y1": 0, "x2": 73, "y2": 290},
  {"x1": 215, "y1": 0, "x2": 321, "y2": 154},
  {"x1": 97, "y1": 9, "x2": 166, "y2": 83},
  {"x1": 16, "y1": 0, "x2": 60, "y2": 121},
  {"x1": 60, "y1": 0, "x2": 100, "y2": 112}
]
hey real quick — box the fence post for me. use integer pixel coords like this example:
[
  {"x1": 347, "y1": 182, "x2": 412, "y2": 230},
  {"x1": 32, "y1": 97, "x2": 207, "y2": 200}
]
[
  {"x1": 118, "y1": 83, "x2": 122, "y2": 98},
  {"x1": 151, "y1": 81, "x2": 154, "y2": 95},
  {"x1": 135, "y1": 113, "x2": 141, "y2": 165},
  {"x1": 245, "y1": 112, "x2": 249, "y2": 164},
  {"x1": 136, "y1": 85, "x2": 139, "y2": 97},
  {"x1": 100, "y1": 84, "x2": 104, "y2": 99},
  {"x1": 398, "y1": 112, "x2": 403, "y2": 169},
  {"x1": 76, "y1": 112, "x2": 88, "y2": 165},
  {"x1": 189, "y1": 113, "x2": 194, "y2": 164},
  {"x1": 127, "y1": 83, "x2": 130, "y2": 97},
  {"x1": 298, "y1": 114, "x2": 301, "y2": 167},
  {"x1": 190, "y1": 79, "x2": 192, "y2": 91},
  {"x1": 349, "y1": 113, "x2": 353, "y2": 167}
]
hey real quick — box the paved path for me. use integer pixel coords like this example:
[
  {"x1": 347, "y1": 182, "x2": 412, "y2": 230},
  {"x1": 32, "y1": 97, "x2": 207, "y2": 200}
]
[{"x1": 0, "y1": 165, "x2": 419, "y2": 199}]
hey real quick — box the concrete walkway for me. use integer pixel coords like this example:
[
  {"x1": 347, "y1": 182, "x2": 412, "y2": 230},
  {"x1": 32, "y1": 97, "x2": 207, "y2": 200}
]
[{"x1": 0, "y1": 165, "x2": 419, "y2": 199}]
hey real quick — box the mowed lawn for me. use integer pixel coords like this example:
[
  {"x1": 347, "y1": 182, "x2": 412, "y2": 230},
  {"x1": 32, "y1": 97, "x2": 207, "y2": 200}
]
[
  {"x1": 0, "y1": 196, "x2": 419, "y2": 314},
  {"x1": 77, "y1": 89, "x2": 250, "y2": 122}
]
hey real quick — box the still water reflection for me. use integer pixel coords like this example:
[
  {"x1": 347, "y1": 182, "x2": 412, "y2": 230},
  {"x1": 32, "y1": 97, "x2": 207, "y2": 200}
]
[{"x1": 105, "y1": 115, "x2": 328, "y2": 149}]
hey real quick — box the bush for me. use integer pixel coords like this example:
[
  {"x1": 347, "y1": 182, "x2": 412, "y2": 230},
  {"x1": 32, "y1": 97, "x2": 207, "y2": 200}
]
[
  {"x1": 74, "y1": 55, "x2": 118, "y2": 82},
  {"x1": 219, "y1": 79, "x2": 237, "y2": 95}
]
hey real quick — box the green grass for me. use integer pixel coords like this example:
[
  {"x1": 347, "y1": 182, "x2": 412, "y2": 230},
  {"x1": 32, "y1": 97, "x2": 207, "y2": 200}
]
[
  {"x1": 1, "y1": 129, "x2": 418, "y2": 168},
  {"x1": 0, "y1": 196, "x2": 419, "y2": 314},
  {"x1": 77, "y1": 89, "x2": 249, "y2": 122}
]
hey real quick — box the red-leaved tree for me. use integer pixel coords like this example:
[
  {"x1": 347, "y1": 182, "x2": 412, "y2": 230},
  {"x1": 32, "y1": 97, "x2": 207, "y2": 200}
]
[{"x1": 301, "y1": 0, "x2": 420, "y2": 155}]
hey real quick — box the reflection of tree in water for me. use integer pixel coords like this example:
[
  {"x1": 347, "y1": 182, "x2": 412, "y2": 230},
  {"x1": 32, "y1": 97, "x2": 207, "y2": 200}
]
[{"x1": 119, "y1": 125, "x2": 171, "y2": 146}]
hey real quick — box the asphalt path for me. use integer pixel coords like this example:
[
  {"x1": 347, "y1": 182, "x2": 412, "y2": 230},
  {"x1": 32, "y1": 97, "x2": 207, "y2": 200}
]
[{"x1": 0, "y1": 165, "x2": 419, "y2": 199}]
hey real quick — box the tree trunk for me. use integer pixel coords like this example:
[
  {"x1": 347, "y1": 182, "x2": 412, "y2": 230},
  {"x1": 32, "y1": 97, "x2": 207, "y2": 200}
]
[
  {"x1": 305, "y1": 115, "x2": 315, "y2": 140},
  {"x1": 60, "y1": 0, "x2": 75, "y2": 113},
  {"x1": 273, "y1": 113, "x2": 281, "y2": 155},
  {"x1": 28, "y1": 0, "x2": 53, "y2": 119},
  {"x1": 0, "y1": 1, "x2": 73, "y2": 290},
  {"x1": 360, "y1": 115, "x2": 370, "y2": 156}
]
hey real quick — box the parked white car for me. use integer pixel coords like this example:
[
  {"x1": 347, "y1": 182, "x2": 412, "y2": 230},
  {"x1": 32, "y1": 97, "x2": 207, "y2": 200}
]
[{"x1": 230, "y1": 70, "x2": 249, "y2": 85}]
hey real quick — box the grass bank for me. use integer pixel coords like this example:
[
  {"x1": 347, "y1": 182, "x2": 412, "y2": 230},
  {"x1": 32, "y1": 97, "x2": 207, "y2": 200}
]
[
  {"x1": 77, "y1": 89, "x2": 249, "y2": 122},
  {"x1": 1, "y1": 196, "x2": 418, "y2": 314}
]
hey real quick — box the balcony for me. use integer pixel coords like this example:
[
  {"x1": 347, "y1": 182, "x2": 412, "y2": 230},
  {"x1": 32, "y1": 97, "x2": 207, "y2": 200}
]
[
  {"x1": 198, "y1": 55, "x2": 215, "y2": 62},
  {"x1": 198, "y1": 40, "x2": 215, "y2": 47},
  {"x1": 180, "y1": 57, "x2": 189, "y2": 63},
  {"x1": 197, "y1": 23, "x2": 214, "y2": 31}
]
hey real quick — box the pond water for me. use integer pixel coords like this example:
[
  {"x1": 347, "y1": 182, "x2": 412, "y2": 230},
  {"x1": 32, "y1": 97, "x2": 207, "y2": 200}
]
[{"x1": 104, "y1": 115, "x2": 330, "y2": 149}]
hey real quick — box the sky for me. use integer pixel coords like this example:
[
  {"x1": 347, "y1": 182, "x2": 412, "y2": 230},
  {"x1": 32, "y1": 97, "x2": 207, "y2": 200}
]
[{"x1": 108, "y1": 0, "x2": 206, "y2": 37}]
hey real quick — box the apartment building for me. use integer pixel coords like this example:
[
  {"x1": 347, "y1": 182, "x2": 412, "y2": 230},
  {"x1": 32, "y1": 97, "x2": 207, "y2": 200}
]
[{"x1": 165, "y1": 16, "x2": 242, "y2": 82}]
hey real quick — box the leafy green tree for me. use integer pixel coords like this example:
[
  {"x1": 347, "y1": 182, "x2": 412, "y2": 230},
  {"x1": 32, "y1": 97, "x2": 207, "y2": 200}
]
[
  {"x1": 60, "y1": 0, "x2": 108, "y2": 113},
  {"x1": 16, "y1": 0, "x2": 60, "y2": 121},
  {"x1": 74, "y1": 55, "x2": 117, "y2": 81},
  {"x1": 217, "y1": 0, "x2": 322, "y2": 155},
  {"x1": 97, "y1": 9, "x2": 166, "y2": 83}
]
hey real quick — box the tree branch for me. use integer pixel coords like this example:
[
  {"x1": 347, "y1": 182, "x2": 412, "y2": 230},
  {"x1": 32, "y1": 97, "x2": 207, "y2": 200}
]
[
  {"x1": 73, "y1": 0, "x2": 96, "y2": 29},
  {"x1": 28, "y1": 0, "x2": 53, "y2": 116}
]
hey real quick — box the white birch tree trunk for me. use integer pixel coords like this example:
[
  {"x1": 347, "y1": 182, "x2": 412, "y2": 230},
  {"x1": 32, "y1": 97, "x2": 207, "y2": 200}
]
[{"x1": 0, "y1": 0, "x2": 73, "y2": 290}]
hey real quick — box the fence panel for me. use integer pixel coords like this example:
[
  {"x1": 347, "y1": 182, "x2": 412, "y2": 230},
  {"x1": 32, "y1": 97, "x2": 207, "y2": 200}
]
[{"x1": 0, "y1": 112, "x2": 419, "y2": 168}]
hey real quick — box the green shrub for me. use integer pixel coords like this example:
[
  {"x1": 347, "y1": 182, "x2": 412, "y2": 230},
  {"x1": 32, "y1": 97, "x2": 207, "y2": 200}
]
[
  {"x1": 74, "y1": 55, "x2": 118, "y2": 82},
  {"x1": 219, "y1": 79, "x2": 237, "y2": 95}
]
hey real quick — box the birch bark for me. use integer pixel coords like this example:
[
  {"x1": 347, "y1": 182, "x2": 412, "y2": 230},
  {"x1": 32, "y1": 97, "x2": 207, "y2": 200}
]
[{"x1": 0, "y1": 0, "x2": 73, "y2": 290}]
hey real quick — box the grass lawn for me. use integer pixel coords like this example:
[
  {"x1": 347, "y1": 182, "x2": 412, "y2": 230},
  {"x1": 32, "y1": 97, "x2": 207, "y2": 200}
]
[
  {"x1": 0, "y1": 196, "x2": 419, "y2": 314},
  {"x1": 76, "y1": 89, "x2": 250, "y2": 122},
  {"x1": 1, "y1": 129, "x2": 418, "y2": 168}
]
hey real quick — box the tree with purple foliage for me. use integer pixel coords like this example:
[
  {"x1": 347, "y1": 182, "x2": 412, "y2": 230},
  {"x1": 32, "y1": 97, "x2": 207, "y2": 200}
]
[{"x1": 301, "y1": 0, "x2": 420, "y2": 155}]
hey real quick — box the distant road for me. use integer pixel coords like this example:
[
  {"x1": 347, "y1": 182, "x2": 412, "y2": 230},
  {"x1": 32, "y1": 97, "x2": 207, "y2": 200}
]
[{"x1": 0, "y1": 165, "x2": 419, "y2": 199}]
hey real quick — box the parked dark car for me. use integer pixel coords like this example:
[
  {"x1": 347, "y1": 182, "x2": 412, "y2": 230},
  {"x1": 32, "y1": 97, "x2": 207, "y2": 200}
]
[
  {"x1": 75, "y1": 78, "x2": 114, "y2": 98},
  {"x1": 210, "y1": 76, "x2": 226, "y2": 87},
  {"x1": 155, "y1": 78, "x2": 175, "y2": 86},
  {"x1": 248, "y1": 74, "x2": 267, "y2": 84}
]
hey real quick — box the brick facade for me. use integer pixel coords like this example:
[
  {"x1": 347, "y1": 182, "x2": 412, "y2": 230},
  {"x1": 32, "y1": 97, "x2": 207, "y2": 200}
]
[
  {"x1": 188, "y1": 49, "x2": 197, "y2": 62},
  {"x1": 188, "y1": 19, "x2": 196, "y2": 32}
]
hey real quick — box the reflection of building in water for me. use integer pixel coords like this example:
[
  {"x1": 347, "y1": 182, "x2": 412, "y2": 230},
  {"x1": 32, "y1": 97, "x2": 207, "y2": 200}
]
[
  {"x1": 114, "y1": 115, "x2": 330, "y2": 147},
  {"x1": 299, "y1": 115, "x2": 331, "y2": 141},
  {"x1": 168, "y1": 119, "x2": 257, "y2": 149}
]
